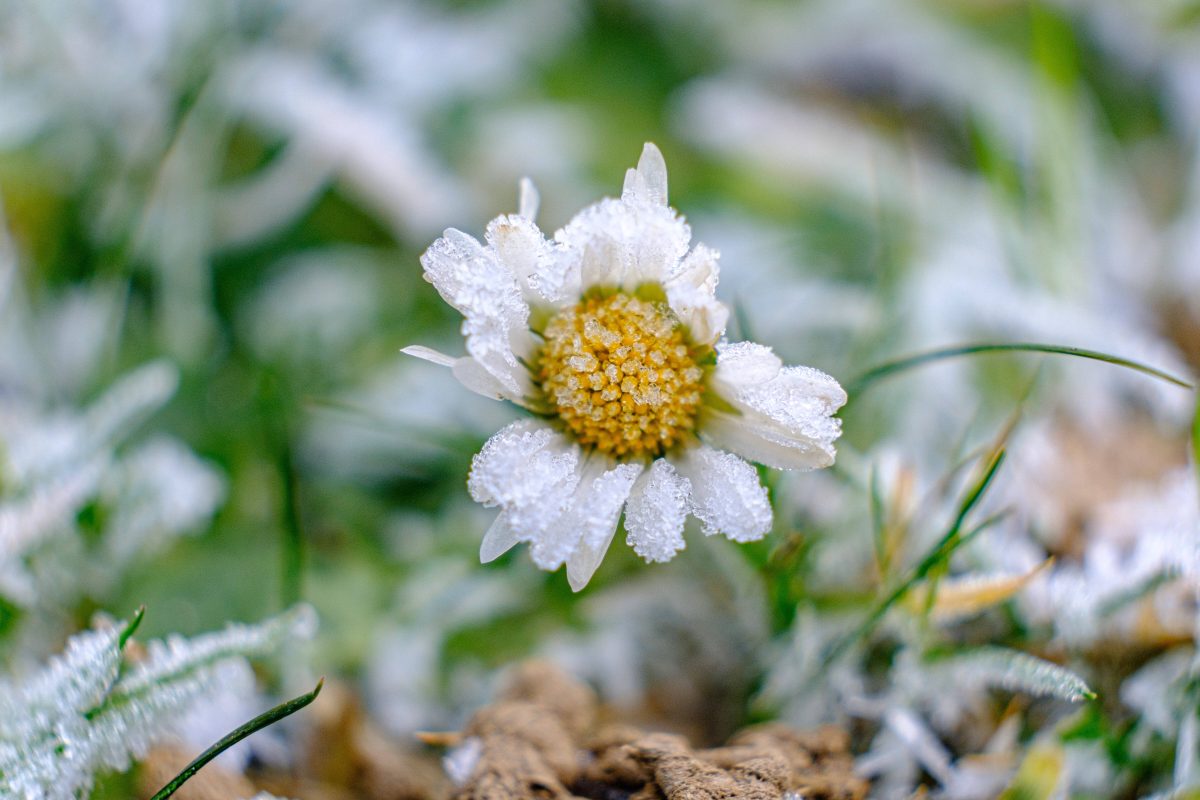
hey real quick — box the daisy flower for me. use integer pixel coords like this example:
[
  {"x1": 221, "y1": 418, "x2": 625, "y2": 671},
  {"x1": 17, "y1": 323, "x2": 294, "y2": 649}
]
[{"x1": 404, "y1": 144, "x2": 846, "y2": 590}]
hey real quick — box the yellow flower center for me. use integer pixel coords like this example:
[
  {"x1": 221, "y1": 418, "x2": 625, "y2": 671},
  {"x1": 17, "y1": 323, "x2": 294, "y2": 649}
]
[{"x1": 537, "y1": 292, "x2": 706, "y2": 459}]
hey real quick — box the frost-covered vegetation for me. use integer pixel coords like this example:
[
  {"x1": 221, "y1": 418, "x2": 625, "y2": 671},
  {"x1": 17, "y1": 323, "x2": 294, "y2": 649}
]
[{"x1": 2, "y1": 1, "x2": 1200, "y2": 798}]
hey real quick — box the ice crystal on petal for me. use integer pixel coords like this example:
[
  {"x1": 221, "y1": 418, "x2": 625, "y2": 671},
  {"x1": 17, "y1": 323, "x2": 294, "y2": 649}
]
[
  {"x1": 708, "y1": 342, "x2": 847, "y2": 470},
  {"x1": 467, "y1": 421, "x2": 580, "y2": 537},
  {"x1": 678, "y1": 446, "x2": 772, "y2": 542},
  {"x1": 576, "y1": 464, "x2": 644, "y2": 554},
  {"x1": 555, "y1": 196, "x2": 691, "y2": 291},
  {"x1": 713, "y1": 341, "x2": 782, "y2": 387},
  {"x1": 420, "y1": 228, "x2": 531, "y2": 394},
  {"x1": 564, "y1": 462, "x2": 643, "y2": 590},
  {"x1": 484, "y1": 214, "x2": 570, "y2": 305},
  {"x1": 525, "y1": 459, "x2": 625, "y2": 573},
  {"x1": 665, "y1": 244, "x2": 727, "y2": 345},
  {"x1": 624, "y1": 459, "x2": 691, "y2": 563}
]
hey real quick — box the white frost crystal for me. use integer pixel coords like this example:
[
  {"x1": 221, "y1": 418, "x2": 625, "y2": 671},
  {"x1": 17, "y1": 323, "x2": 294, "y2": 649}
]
[
  {"x1": 0, "y1": 605, "x2": 315, "y2": 800},
  {"x1": 406, "y1": 143, "x2": 847, "y2": 589}
]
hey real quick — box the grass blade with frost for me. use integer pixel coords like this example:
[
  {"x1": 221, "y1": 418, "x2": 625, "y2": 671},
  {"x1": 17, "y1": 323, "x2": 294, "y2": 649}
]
[{"x1": 939, "y1": 646, "x2": 1095, "y2": 702}]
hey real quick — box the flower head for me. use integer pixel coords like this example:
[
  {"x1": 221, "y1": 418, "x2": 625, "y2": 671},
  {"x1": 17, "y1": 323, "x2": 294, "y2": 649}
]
[{"x1": 405, "y1": 144, "x2": 847, "y2": 590}]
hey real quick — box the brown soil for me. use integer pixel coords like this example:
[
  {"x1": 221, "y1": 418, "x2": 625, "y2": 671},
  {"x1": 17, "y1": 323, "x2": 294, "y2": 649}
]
[{"x1": 447, "y1": 661, "x2": 867, "y2": 800}]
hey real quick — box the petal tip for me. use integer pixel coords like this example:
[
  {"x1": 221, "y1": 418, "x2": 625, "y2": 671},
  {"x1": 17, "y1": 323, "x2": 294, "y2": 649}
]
[{"x1": 518, "y1": 177, "x2": 540, "y2": 220}]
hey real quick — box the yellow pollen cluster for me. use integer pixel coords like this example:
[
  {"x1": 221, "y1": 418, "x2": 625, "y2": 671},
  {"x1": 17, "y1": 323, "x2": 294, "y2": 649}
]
[{"x1": 537, "y1": 292, "x2": 705, "y2": 458}]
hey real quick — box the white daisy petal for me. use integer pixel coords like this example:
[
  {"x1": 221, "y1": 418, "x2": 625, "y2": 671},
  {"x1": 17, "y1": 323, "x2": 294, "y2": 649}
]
[
  {"x1": 712, "y1": 341, "x2": 783, "y2": 387},
  {"x1": 622, "y1": 167, "x2": 647, "y2": 204},
  {"x1": 707, "y1": 342, "x2": 846, "y2": 470},
  {"x1": 480, "y1": 512, "x2": 521, "y2": 563},
  {"x1": 401, "y1": 346, "x2": 524, "y2": 404},
  {"x1": 526, "y1": 461, "x2": 600, "y2": 572},
  {"x1": 467, "y1": 421, "x2": 579, "y2": 537},
  {"x1": 677, "y1": 446, "x2": 772, "y2": 543},
  {"x1": 563, "y1": 462, "x2": 643, "y2": 591},
  {"x1": 450, "y1": 356, "x2": 516, "y2": 402},
  {"x1": 576, "y1": 234, "x2": 622, "y2": 289},
  {"x1": 557, "y1": 197, "x2": 691, "y2": 290},
  {"x1": 668, "y1": 284, "x2": 729, "y2": 346},
  {"x1": 485, "y1": 214, "x2": 572, "y2": 305},
  {"x1": 670, "y1": 243, "x2": 720, "y2": 294},
  {"x1": 665, "y1": 244, "x2": 728, "y2": 344},
  {"x1": 624, "y1": 459, "x2": 691, "y2": 563},
  {"x1": 622, "y1": 142, "x2": 669, "y2": 207},
  {"x1": 702, "y1": 409, "x2": 836, "y2": 470},
  {"x1": 420, "y1": 228, "x2": 533, "y2": 395},
  {"x1": 400, "y1": 344, "x2": 456, "y2": 368},
  {"x1": 518, "y1": 177, "x2": 540, "y2": 221},
  {"x1": 637, "y1": 142, "x2": 669, "y2": 206}
]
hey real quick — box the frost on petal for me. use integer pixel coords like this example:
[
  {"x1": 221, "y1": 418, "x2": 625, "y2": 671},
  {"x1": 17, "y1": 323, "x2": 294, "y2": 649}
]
[
  {"x1": 563, "y1": 462, "x2": 642, "y2": 591},
  {"x1": 678, "y1": 446, "x2": 771, "y2": 543},
  {"x1": 467, "y1": 421, "x2": 579, "y2": 537},
  {"x1": 670, "y1": 243, "x2": 720, "y2": 294},
  {"x1": 667, "y1": 245, "x2": 728, "y2": 344},
  {"x1": 420, "y1": 228, "x2": 532, "y2": 395},
  {"x1": 707, "y1": 344, "x2": 847, "y2": 471},
  {"x1": 556, "y1": 197, "x2": 691, "y2": 290},
  {"x1": 713, "y1": 341, "x2": 783, "y2": 387},
  {"x1": 668, "y1": 284, "x2": 729, "y2": 346},
  {"x1": 524, "y1": 459, "x2": 607, "y2": 573},
  {"x1": 624, "y1": 459, "x2": 691, "y2": 563},
  {"x1": 484, "y1": 214, "x2": 571, "y2": 305},
  {"x1": 703, "y1": 410, "x2": 838, "y2": 471}
]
